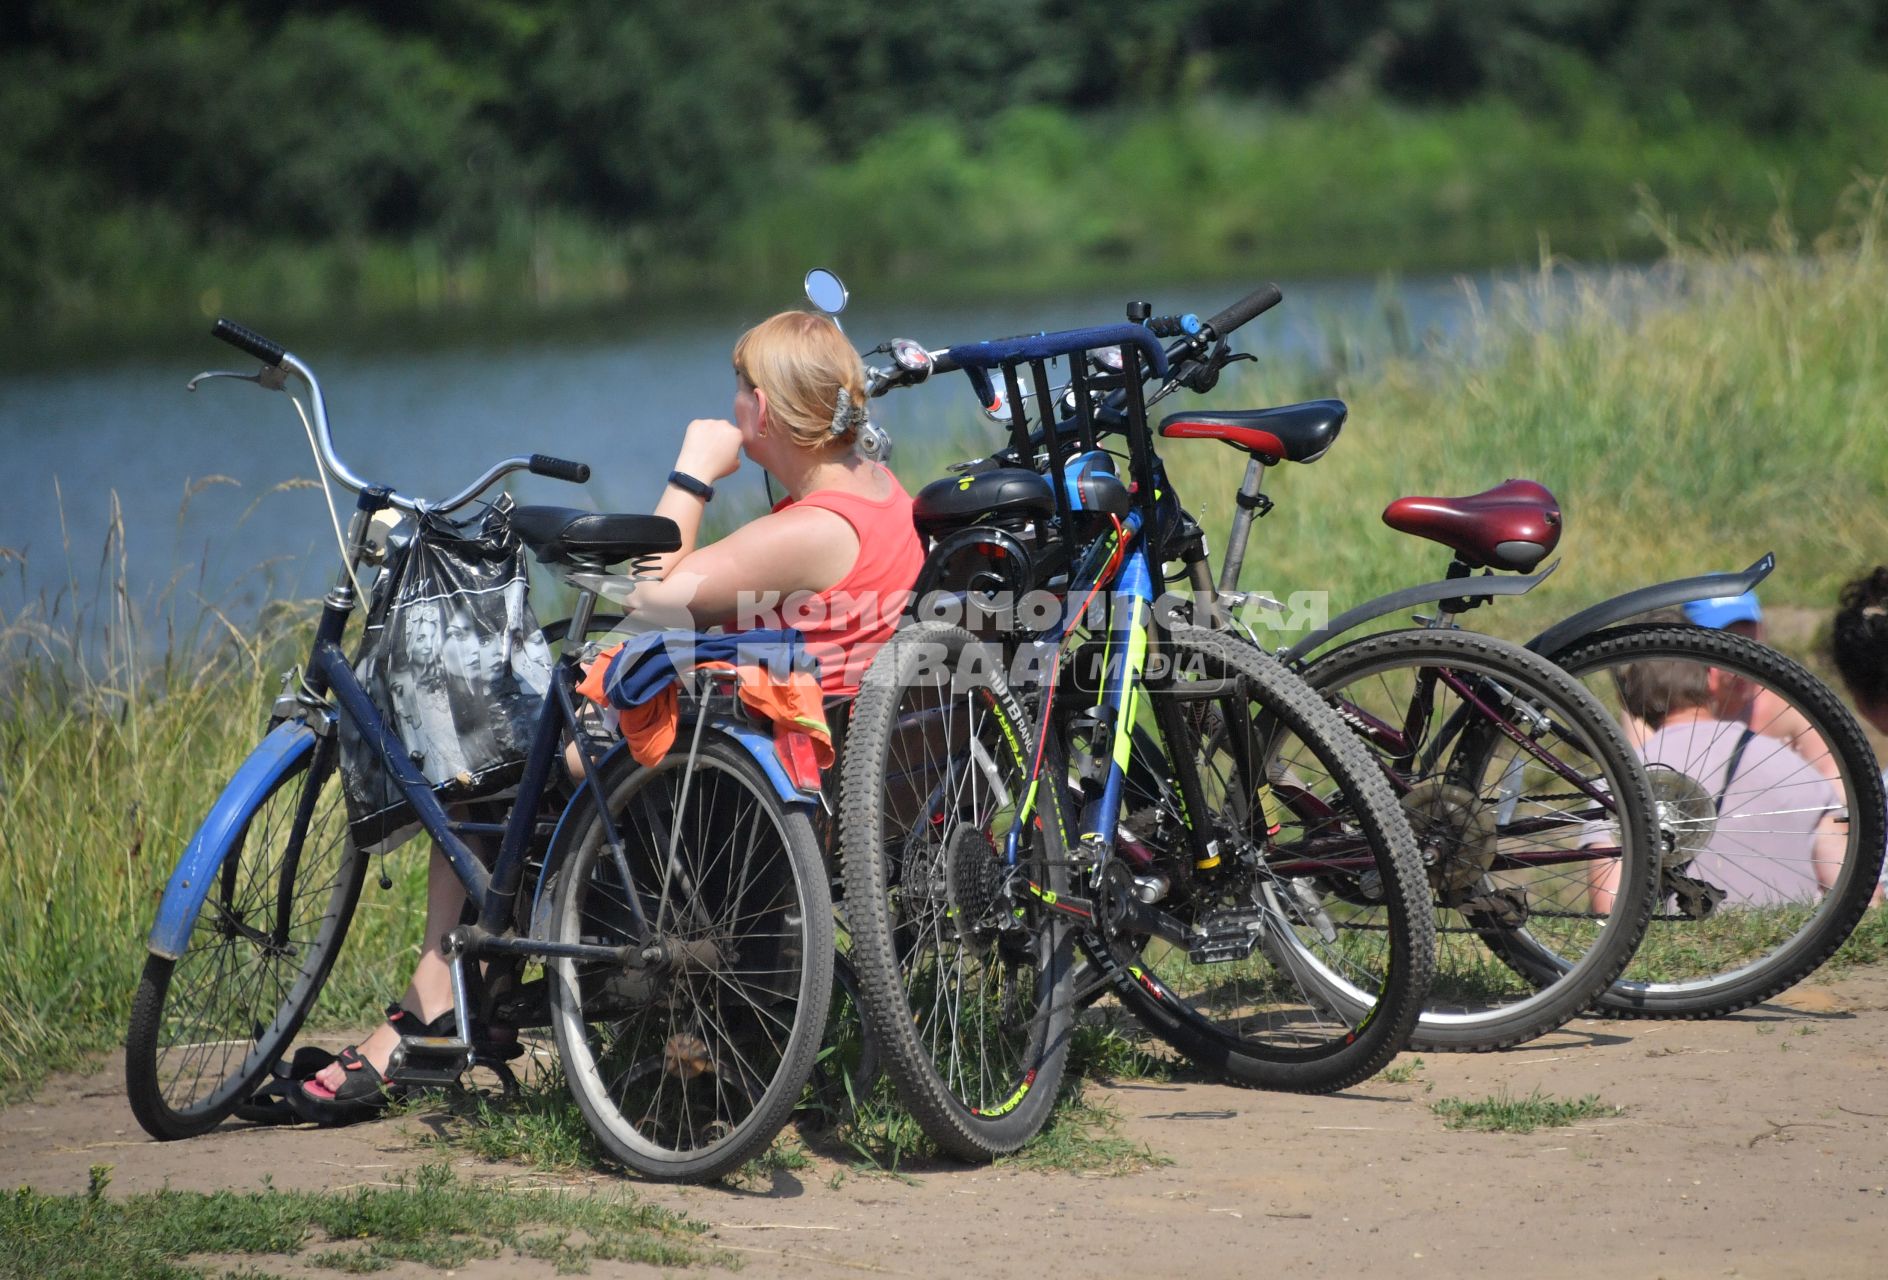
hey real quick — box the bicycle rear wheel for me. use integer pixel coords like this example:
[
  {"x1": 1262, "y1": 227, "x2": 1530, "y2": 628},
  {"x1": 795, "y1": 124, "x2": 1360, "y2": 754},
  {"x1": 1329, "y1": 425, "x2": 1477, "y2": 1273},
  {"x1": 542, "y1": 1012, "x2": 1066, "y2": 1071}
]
[
  {"x1": 126, "y1": 734, "x2": 366, "y2": 1139},
  {"x1": 1081, "y1": 625, "x2": 1435, "y2": 1090},
  {"x1": 546, "y1": 735, "x2": 832, "y2": 1182},
  {"x1": 1549, "y1": 623, "x2": 1886, "y2": 1017},
  {"x1": 839, "y1": 622, "x2": 1076, "y2": 1160},
  {"x1": 1298, "y1": 629, "x2": 1659, "y2": 1051}
]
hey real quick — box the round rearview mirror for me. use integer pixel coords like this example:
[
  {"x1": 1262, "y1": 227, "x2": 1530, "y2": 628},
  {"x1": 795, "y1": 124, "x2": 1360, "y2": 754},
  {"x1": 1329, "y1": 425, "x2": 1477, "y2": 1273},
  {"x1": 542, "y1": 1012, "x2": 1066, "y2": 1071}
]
[{"x1": 804, "y1": 268, "x2": 849, "y2": 316}]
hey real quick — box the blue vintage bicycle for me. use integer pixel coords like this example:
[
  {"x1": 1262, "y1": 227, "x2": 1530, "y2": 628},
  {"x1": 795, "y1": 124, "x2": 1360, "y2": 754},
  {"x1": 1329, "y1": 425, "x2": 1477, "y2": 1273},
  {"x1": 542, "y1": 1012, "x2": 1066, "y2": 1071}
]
[{"x1": 124, "y1": 320, "x2": 834, "y2": 1182}]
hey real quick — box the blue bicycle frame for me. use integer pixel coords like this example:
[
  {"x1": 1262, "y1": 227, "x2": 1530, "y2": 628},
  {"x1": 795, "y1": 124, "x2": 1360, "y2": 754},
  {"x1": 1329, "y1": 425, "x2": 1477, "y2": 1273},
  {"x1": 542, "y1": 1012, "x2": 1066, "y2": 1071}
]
[{"x1": 149, "y1": 485, "x2": 814, "y2": 973}]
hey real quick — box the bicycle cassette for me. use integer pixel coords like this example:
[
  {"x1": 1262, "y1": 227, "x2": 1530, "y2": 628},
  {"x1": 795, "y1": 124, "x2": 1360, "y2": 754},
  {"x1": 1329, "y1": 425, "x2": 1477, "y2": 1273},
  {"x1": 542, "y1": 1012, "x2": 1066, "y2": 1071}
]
[
  {"x1": 1646, "y1": 765, "x2": 1717, "y2": 868},
  {"x1": 1402, "y1": 779, "x2": 1497, "y2": 893}
]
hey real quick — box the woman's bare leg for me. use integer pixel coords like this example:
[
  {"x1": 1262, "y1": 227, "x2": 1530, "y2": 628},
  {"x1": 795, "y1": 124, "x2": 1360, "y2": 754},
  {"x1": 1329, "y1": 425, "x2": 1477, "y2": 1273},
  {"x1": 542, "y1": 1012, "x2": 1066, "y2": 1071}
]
[{"x1": 311, "y1": 843, "x2": 465, "y2": 1091}]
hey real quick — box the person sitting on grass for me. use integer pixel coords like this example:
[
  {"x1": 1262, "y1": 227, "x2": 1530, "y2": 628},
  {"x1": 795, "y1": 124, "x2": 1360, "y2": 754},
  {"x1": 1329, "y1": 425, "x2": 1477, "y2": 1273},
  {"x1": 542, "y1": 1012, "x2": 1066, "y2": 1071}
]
[
  {"x1": 289, "y1": 310, "x2": 923, "y2": 1125},
  {"x1": 1829, "y1": 566, "x2": 1888, "y2": 902},
  {"x1": 1590, "y1": 628, "x2": 1842, "y2": 913}
]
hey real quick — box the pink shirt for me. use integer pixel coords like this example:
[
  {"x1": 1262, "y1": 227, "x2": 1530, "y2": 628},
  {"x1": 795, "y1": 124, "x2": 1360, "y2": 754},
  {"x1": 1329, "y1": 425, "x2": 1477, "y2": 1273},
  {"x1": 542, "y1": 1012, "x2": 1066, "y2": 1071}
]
[{"x1": 1639, "y1": 716, "x2": 1838, "y2": 906}]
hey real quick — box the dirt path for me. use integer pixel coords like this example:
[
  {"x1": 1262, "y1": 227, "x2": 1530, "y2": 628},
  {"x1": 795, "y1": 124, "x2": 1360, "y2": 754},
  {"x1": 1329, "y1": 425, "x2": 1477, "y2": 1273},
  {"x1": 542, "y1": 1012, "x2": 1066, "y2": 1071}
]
[{"x1": 9, "y1": 968, "x2": 1888, "y2": 1279}]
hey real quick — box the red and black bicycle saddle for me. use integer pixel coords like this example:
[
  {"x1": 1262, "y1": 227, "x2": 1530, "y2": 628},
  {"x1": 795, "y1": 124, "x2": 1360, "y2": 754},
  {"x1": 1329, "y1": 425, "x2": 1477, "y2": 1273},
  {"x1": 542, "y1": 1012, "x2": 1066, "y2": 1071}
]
[
  {"x1": 1157, "y1": 399, "x2": 1347, "y2": 465},
  {"x1": 1381, "y1": 479, "x2": 1561, "y2": 571}
]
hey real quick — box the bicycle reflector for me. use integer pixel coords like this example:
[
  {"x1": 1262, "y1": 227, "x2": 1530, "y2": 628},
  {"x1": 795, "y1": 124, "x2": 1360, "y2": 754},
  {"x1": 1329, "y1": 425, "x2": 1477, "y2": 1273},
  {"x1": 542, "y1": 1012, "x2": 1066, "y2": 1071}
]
[{"x1": 773, "y1": 724, "x2": 824, "y2": 792}]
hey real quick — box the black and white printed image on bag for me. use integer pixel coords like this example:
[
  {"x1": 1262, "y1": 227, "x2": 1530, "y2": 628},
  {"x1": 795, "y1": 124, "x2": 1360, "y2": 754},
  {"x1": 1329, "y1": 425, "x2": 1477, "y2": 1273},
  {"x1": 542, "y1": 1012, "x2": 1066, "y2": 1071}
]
[{"x1": 339, "y1": 494, "x2": 554, "y2": 854}]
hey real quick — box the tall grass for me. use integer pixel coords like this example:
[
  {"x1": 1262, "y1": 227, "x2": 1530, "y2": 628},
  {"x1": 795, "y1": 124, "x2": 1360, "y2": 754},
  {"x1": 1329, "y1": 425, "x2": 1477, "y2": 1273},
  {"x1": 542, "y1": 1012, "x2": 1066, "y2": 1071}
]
[
  {"x1": 1157, "y1": 179, "x2": 1888, "y2": 643},
  {"x1": 0, "y1": 509, "x2": 430, "y2": 1100},
  {"x1": 3, "y1": 189, "x2": 1886, "y2": 1107}
]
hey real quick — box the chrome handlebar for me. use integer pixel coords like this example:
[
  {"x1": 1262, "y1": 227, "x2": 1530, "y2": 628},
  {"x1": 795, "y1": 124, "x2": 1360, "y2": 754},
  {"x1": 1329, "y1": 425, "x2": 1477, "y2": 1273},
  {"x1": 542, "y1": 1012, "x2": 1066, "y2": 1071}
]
[{"x1": 188, "y1": 351, "x2": 538, "y2": 515}]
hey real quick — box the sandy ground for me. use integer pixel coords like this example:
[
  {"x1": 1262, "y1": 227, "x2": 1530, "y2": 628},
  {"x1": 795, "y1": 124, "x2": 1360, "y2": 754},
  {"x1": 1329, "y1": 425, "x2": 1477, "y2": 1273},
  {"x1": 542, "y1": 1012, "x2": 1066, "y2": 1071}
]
[{"x1": 7, "y1": 968, "x2": 1888, "y2": 1280}]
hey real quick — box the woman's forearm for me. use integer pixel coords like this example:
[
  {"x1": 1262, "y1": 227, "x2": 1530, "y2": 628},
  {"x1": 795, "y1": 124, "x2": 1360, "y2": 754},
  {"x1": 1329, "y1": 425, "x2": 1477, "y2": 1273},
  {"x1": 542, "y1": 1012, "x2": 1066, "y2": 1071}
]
[{"x1": 648, "y1": 483, "x2": 710, "y2": 579}]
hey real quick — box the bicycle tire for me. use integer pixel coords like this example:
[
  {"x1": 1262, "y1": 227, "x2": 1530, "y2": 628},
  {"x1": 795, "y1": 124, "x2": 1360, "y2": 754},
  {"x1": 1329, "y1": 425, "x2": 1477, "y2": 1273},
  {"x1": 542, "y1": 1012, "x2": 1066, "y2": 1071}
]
[
  {"x1": 545, "y1": 735, "x2": 833, "y2": 1182},
  {"x1": 805, "y1": 951, "x2": 882, "y2": 1122},
  {"x1": 839, "y1": 621, "x2": 1076, "y2": 1160},
  {"x1": 1547, "y1": 622, "x2": 1887, "y2": 1018},
  {"x1": 1081, "y1": 624, "x2": 1436, "y2": 1090},
  {"x1": 545, "y1": 610, "x2": 883, "y2": 1121},
  {"x1": 126, "y1": 736, "x2": 367, "y2": 1139},
  {"x1": 1298, "y1": 628, "x2": 1660, "y2": 1051}
]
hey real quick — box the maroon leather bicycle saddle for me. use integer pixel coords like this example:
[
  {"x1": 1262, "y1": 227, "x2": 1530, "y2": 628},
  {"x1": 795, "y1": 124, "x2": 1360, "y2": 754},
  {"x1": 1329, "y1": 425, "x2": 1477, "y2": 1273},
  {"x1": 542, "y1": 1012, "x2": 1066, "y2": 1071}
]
[
  {"x1": 1157, "y1": 399, "x2": 1346, "y2": 464},
  {"x1": 1381, "y1": 479, "x2": 1561, "y2": 571}
]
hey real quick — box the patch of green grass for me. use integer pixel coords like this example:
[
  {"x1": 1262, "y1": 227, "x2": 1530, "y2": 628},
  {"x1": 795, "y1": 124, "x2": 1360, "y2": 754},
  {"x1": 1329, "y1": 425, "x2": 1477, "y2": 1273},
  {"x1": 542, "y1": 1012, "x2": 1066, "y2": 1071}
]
[
  {"x1": 1618, "y1": 903, "x2": 1888, "y2": 985},
  {"x1": 1068, "y1": 1015, "x2": 1178, "y2": 1082},
  {"x1": 0, "y1": 1162, "x2": 723, "y2": 1280},
  {"x1": 1379, "y1": 1055, "x2": 1426, "y2": 1085},
  {"x1": 994, "y1": 1086, "x2": 1170, "y2": 1177},
  {"x1": 1828, "y1": 905, "x2": 1888, "y2": 971},
  {"x1": 827, "y1": 1082, "x2": 938, "y2": 1174},
  {"x1": 825, "y1": 1054, "x2": 1166, "y2": 1176},
  {"x1": 420, "y1": 1070, "x2": 606, "y2": 1174},
  {"x1": 1431, "y1": 1088, "x2": 1620, "y2": 1133}
]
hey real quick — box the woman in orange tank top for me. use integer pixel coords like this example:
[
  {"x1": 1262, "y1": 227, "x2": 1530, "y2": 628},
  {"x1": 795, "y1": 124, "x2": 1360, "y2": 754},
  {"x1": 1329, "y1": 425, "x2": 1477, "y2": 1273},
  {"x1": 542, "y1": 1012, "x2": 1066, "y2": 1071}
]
[
  {"x1": 620, "y1": 309, "x2": 924, "y2": 696},
  {"x1": 297, "y1": 310, "x2": 921, "y2": 1121}
]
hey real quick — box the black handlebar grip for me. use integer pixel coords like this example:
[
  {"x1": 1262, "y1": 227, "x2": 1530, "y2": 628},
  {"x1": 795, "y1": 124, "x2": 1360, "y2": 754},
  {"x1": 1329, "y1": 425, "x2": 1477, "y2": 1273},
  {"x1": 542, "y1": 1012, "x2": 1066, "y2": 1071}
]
[
  {"x1": 210, "y1": 317, "x2": 287, "y2": 367},
  {"x1": 529, "y1": 454, "x2": 591, "y2": 484},
  {"x1": 1203, "y1": 284, "x2": 1283, "y2": 340}
]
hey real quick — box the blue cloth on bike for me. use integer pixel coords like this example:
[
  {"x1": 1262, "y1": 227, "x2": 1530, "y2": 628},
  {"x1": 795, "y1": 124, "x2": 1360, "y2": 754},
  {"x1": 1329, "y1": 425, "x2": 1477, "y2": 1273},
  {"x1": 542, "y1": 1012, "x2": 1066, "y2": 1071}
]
[{"x1": 594, "y1": 628, "x2": 819, "y2": 707}]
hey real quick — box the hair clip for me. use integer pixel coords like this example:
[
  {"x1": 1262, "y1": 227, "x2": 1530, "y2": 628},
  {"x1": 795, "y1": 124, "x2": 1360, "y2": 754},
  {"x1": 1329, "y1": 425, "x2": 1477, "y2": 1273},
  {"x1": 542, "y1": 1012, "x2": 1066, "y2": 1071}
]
[{"x1": 830, "y1": 387, "x2": 868, "y2": 437}]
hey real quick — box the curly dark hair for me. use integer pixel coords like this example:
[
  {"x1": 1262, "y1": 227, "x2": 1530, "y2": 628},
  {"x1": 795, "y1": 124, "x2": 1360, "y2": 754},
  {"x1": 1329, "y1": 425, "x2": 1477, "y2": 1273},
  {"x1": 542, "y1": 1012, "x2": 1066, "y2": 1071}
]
[{"x1": 1830, "y1": 566, "x2": 1888, "y2": 712}]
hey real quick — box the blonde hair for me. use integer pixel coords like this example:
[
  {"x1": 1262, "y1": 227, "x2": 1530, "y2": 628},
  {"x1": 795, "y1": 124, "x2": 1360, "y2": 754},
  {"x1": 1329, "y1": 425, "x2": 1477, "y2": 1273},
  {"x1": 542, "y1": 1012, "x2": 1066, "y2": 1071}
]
[{"x1": 732, "y1": 311, "x2": 867, "y2": 452}]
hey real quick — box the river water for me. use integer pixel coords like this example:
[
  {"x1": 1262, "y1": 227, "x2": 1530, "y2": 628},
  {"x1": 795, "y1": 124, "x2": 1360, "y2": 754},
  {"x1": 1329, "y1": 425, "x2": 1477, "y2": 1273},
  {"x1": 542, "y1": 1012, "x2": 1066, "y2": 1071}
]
[{"x1": 0, "y1": 272, "x2": 1494, "y2": 630}]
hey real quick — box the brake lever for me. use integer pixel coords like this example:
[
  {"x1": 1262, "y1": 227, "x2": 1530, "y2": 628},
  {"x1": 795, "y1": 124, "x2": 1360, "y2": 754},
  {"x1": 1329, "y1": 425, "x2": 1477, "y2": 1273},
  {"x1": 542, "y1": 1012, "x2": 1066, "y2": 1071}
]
[{"x1": 186, "y1": 364, "x2": 291, "y2": 393}]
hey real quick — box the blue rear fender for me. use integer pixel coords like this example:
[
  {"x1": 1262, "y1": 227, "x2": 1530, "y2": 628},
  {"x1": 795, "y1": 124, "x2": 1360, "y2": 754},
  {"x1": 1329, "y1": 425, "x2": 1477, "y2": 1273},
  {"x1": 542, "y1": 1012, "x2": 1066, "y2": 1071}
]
[{"x1": 147, "y1": 720, "x2": 317, "y2": 960}]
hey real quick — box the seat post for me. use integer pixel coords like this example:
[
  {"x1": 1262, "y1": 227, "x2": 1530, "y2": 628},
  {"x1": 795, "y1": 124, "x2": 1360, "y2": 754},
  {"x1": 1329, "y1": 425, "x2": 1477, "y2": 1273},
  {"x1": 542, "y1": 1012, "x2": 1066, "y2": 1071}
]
[
  {"x1": 566, "y1": 586, "x2": 600, "y2": 651},
  {"x1": 1216, "y1": 456, "x2": 1270, "y2": 597}
]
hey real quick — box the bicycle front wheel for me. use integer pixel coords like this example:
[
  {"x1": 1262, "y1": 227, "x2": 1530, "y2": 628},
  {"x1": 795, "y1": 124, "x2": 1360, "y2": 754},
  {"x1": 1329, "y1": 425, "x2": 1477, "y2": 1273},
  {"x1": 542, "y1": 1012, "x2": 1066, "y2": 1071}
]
[
  {"x1": 839, "y1": 622, "x2": 1076, "y2": 1160},
  {"x1": 1082, "y1": 625, "x2": 1436, "y2": 1091},
  {"x1": 1299, "y1": 629, "x2": 1660, "y2": 1051},
  {"x1": 126, "y1": 734, "x2": 366, "y2": 1139},
  {"x1": 546, "y1": 736, "x2": 833, "y2": 1183},
  {"x1": 1549, "y1": 623, "x2": 1887, "y2": 1017}
]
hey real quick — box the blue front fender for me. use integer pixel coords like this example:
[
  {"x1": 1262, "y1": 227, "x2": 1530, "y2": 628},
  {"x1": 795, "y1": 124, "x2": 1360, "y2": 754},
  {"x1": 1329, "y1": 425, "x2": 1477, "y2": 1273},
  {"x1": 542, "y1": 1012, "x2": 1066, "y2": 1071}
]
[{"x1": 147, "y1": 720, "x2": 317, "y2": 960}]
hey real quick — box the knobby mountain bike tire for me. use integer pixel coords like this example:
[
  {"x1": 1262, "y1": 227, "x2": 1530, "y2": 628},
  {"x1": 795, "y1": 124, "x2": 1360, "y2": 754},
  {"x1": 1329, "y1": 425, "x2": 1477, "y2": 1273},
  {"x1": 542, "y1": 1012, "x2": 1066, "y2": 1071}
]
[
  {"x1": 1078, "y1": 624, "x2": 1436, "y2": 1091},
  {"x1": 839, "y1": 622, "x2": 1077, "y2": 1160},
  {"x1": 126, "y1": 735, "x2": 367, "y2": 1139},
  {"x1": 1297, "y1": 628, "x2": 1660, "y2": 1051},
  {"x1": 1548, "y1": 623, "x2": 1887, "y2": 1018},
  {"x1": 545, "y1": 735, "x2": 833, "y2": 1182}
]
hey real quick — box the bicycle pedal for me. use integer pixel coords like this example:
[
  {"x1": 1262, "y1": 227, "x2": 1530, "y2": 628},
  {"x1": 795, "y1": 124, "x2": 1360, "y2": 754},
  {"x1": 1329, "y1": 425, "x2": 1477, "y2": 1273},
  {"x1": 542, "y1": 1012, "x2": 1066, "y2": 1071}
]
[
  {"x1": 384, "y1": 1035, "x2": 471, "y2": 1089},
  {"x1": 1187, "y1": 914, "x2": 1264, "y2": 965}
]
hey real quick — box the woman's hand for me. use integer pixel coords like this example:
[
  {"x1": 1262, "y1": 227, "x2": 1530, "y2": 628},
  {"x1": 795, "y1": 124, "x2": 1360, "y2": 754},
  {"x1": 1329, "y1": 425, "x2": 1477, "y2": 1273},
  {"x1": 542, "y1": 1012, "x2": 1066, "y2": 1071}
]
[{"x1": 676, "y1": 418, "x2": 744, "y2": 483}]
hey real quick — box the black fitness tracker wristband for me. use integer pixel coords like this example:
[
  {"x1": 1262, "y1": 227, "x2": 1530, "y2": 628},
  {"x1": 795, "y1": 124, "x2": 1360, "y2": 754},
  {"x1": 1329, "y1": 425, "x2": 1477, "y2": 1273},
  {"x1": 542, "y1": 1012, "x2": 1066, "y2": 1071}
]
[{"x1": 667, "y1": 470, "x2": 715, "y2": 502}]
